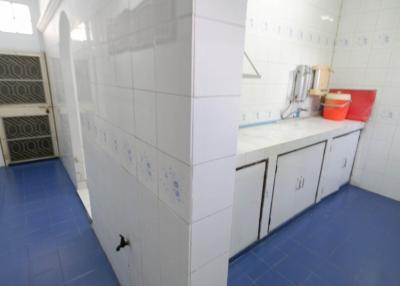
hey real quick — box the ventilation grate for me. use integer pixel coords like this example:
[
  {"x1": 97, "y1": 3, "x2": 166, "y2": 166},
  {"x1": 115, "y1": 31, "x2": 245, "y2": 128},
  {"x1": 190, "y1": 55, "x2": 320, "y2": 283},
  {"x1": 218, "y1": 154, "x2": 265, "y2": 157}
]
[
  {"x1": 0, "y1": 55, "x2": 42, "y2": 80},
  {"x1": 3, "y1": 116, "x2": 51, "y2": 139},
  {"x1": 2, "y1": 115, "x2": 54, "y2": 162},
  {"x1": 0, "y1": 81, "x2": 46, "y2": 104},
  {"x1": 7, "y1": 137, "x2": 54, "y2": 162}
]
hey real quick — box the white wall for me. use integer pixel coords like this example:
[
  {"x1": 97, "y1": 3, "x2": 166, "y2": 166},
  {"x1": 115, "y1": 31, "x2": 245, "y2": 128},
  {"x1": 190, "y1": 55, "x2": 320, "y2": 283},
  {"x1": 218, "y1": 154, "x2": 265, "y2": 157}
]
[
  {"x1": 240, "y1": 0, "x2": 342, "y2": 126},
  {"x1": 0, "y1": 0, "x2": 42, "y2": 52},
  {"x1": 40, "y1": 0, "x2": 246, "y2": 285},
  {"x1": 0, "y1": 146, "x2": 4, "y2": 167},
  {"x1": 331, "y1": 0, "x2": 400, "y2": 201},
  {"x1": 44, "y1": 12, "x2": 87, "y2": 192}
]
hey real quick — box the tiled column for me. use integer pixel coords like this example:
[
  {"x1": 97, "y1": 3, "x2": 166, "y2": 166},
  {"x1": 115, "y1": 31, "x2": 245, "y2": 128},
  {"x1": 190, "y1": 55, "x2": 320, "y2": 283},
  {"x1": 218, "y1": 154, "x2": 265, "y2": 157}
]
[
  {"x1": 189, "y1": 1, "x2": 248, "y2": 285},
  {"x1": 41, "y1": 0, "x2": 247, "y2": 285}
]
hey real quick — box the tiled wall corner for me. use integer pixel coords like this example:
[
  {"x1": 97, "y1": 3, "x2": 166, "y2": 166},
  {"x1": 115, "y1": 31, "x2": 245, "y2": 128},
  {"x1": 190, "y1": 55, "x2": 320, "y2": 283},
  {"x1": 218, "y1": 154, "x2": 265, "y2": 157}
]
[
  {"x1": 191, "y1": 252, "x2": 229, "y2": 286},
  {"x1": 331, "y1": 0, "x2": 400, "y2": 201},
  {"x1": 191, "y1": 207, "x2": 233, "y2": 271},
  {"x1": 192, "y1": 156, "x2": 236, "y2": 221},
  {"x1": 189, "y1": 1, "x2": 248, "y2": 284}
]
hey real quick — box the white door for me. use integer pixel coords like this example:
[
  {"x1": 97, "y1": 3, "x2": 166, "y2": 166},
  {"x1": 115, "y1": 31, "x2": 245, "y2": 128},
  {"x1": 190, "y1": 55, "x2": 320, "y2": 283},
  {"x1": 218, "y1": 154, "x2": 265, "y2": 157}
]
[
  {"x1": 0, "y1": 52, "x2": 58, "y2": 164},
  {"x1": 320, "y1": 131, "x2": 360, "y2": 199},
  {"x1": 230, "y1": 161, "x2": 267, "y2": 257},
  {"x1": 269, "y1": 143, "x2": 325, "y2": 231}
]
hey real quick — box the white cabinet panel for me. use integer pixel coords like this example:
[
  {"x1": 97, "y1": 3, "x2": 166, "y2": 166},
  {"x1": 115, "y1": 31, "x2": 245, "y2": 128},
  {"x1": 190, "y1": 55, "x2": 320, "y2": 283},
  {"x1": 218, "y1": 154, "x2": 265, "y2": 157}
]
[
  {"x1": 230, "y1": 161, "x2": 266, "y2": 257},
  {"x1": 270, "y1": 143, "x2": 325, "y2": 231},
  {"x1": 321, "y1": 131, "x2": 360, "y2": 199}
]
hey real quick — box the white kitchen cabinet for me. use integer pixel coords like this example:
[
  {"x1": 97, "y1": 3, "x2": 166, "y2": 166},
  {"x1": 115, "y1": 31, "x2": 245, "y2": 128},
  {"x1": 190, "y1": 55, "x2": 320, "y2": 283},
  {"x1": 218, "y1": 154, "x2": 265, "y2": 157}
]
[
  {"x1": 269, "y1": 142, "x2": 325, "y2": 231},
  {"x1": 320, "y1": 131, "x2": 360, "y2": 200},
  {"x1": 230, "y1": 161, "x2": 267, "y2": 257}
]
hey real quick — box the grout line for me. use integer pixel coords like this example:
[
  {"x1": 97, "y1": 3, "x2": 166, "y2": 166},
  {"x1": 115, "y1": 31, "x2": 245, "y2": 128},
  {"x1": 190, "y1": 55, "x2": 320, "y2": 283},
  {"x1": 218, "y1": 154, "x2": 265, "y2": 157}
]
[
  {"x1": 194, "y1": 14, "x2": 246, "y2": 29},
  {"x1": 191, "y1": 204, "x2": 233, "y2": 225}
]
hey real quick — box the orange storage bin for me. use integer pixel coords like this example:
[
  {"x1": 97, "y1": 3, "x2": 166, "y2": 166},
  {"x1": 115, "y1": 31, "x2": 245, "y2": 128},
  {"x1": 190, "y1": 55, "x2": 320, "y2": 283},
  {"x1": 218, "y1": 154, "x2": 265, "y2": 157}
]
[{"x1": 323, "y1": 93, "x2": 351, "y2": 121}]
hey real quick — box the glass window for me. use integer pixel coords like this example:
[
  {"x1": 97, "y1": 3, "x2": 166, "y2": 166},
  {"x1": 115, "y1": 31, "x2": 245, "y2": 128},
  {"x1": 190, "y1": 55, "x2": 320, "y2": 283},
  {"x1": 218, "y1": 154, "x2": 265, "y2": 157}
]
[{"x1": 0, "y1": 1, "x2": 33, "y2": 34}]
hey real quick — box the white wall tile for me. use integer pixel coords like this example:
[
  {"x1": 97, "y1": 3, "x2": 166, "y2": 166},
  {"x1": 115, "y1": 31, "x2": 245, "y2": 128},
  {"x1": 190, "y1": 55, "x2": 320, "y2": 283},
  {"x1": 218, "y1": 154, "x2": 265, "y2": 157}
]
[
  {"x1": 119, "y1": 131, "x2": 137, "y2": 176},
  {"x1": 192, "y1": 96, "x2": 240, "y2": 164},
  {"x1": 377, "y1": 9, "x2": 400, "y2": 30},
  {"x1": 191, "y1": 253, "x2": 229, "y2": 286},
  {"x1": 134, "y1": 89, "x2": 157, "y2": 145},
  {"x1": 194, "y1": 17, "x2": 246, "y2": 97},
  {"x1": 382, "y1": 175, "x2": 400, "y2": 200},
  {"x1": 136, "y1": 138, "x2": 158, "y2": 195},
  {"x1": 138, "y1": 184, "x2": 162, "y2": 286},
  {"x1": 112, "y1": 50, "x2": 133, "y2": 88},
  {"x1": 191, "y1": 207, "x2": 232, "y2": 271},
  {"x1": 158, "y1": 151, "x2": 191, "y2": 222},
  {"x1": 192, "y1": 156, "x2": 236, "y2": 221},
  {"x1": 382, "y1": 0, "x2": 400, "y2": 9},
  {"x1": 156, "y1": 93, "x2": 192, "y2": 163},
  {"x1": 159, "y1": 201, "x2": 190, "y2": 286},
  {"x1": 195, "y1": 0, "x2": 247, "y2": 25},
  {"x1": 154, "y1": 17, "x2": 192, "y2": 96},
  {"x1": 132, "y1": 43, "x2": 156, "y2": 91},
  {"x1": 98, "y1": 85, "x2": 135, "y2": 134}
]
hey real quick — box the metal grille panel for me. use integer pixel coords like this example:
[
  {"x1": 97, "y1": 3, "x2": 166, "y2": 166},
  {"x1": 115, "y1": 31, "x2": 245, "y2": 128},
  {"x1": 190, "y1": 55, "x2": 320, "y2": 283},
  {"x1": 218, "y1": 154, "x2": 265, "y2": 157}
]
[
  {"x1": 0, "y1": 55, "x2": 42, "y2": 80},
  {"x1": 7, "y1": 137, "x2": 54, "y2": 162},
  {"x1": 3, "y1": 116, "x2": 51, "y2": 139},
  {"x1": 0, "y1": 81, "x2": 46, "y2": 104}
]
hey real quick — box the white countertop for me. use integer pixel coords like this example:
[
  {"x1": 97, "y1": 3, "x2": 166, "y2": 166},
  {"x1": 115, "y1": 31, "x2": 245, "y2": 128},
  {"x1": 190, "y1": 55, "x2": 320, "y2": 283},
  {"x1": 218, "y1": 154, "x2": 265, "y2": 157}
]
[{"x1": 237, "y1": 117, "x2": 365, "y2": 166}]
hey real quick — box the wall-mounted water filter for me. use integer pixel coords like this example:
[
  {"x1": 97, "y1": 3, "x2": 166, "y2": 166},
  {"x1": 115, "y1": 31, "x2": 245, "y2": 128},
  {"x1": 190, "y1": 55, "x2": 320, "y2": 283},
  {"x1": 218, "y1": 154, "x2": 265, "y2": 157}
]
[
  {"x1": 309, "y1": 65, "x2": 332, "y2": 96},
  {"x1": 281, "y1": 64, "x2": 332, "y2": 119},
  {"x1": 293, "y1": 65, "x2": 314, "y2": 103}
]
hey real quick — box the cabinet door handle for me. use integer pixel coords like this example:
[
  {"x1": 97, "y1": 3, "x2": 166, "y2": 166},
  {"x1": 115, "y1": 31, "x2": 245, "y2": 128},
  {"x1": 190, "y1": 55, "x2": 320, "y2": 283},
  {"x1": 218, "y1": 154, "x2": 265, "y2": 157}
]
[
  {"x1": 343, "y1": 158, "x2": 347, "y2": 168},
  {"x1": 301, "y1": 177, "x2": 305, "y2": 188}
]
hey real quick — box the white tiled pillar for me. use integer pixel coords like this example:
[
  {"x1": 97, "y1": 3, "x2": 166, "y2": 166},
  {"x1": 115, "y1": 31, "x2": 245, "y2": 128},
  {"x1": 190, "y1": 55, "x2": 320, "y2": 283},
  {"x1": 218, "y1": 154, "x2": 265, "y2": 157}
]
[
  {"x1": 189, "y1": 1, "x2": 248, "y2": 285},
  {"x1": 40, "y1": 0, "x2": 247, "y2": 285}
]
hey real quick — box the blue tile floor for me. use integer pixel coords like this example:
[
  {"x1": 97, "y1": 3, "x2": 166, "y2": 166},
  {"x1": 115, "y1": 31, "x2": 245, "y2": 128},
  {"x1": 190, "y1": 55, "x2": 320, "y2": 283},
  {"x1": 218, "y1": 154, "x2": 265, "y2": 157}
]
[
  {"x1": 228, "y1": 185, "x2": 400, "y2": 286},
  {"x1": 0, "y1": 159, "x2": 119, "y2": 286},
  {"x1": 2, "y1": 160, "x2": 400, "y2": 286}
]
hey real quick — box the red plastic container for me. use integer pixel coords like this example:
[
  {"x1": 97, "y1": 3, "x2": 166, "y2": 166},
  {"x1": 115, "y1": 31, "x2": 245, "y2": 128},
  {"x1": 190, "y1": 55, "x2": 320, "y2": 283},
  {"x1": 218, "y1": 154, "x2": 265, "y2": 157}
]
[
  {"x1": 323, "y1": 93, "x2": 351, "y2": 121},
  {"x1": 330, "y1": 89, "x2": 376, "y2": 122}
]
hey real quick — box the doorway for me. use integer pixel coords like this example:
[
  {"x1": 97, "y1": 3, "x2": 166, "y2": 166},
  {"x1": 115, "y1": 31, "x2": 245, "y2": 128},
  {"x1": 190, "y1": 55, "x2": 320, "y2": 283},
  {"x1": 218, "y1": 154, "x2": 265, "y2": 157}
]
[
  {"x1": 58, "y1": 12, "x2": 90, "y2": 214},
  {"x1": 0, "y1": 52, "x2": 59, "y2": 164}
]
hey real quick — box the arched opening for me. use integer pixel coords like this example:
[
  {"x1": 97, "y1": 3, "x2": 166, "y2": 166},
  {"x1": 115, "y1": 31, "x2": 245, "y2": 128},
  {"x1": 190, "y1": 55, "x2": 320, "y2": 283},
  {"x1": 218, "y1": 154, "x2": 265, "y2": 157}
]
[{"x1": 59, "y1": 12, "x2": 90, "y2": 215}]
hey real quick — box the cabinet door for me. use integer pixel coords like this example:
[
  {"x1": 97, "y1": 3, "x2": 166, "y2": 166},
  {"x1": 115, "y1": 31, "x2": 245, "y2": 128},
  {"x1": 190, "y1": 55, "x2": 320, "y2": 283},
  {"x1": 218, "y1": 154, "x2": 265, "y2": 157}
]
[
  {"x1": 321, "y1": 131, "x2": 360, "y2": 199},
  {"x1": 338, "y1": 131, "x2": 360, "y2": 185},
  {"x1": 230, "y1": 161, "x2": 266, "y2": 257},
  {"x1": 269, "y1": 143, "x2": 325, "y2": 231}
]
